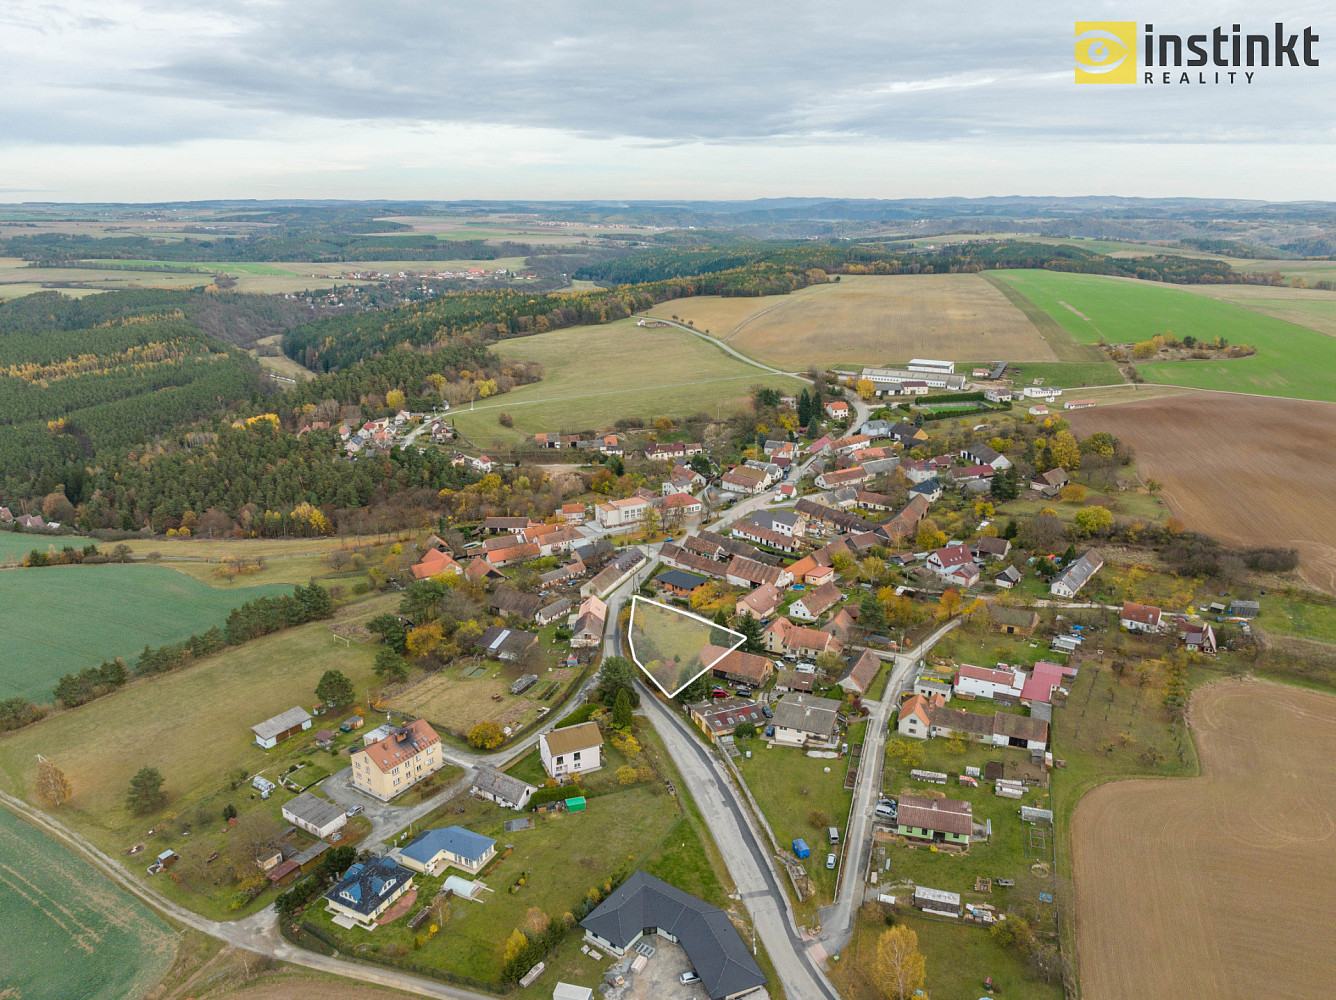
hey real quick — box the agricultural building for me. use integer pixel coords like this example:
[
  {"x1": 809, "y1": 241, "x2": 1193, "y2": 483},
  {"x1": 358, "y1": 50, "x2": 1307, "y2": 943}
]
[
  {"x1": 281, "y1": 792, "x2": 347, "y2": 839},
  {"x1": 251, "y1": 706, "x2": 312, "y2": 749}
]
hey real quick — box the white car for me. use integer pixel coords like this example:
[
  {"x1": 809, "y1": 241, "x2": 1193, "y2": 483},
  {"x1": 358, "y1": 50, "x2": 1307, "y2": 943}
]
[
  {"x1": 826, "y1": 853, "x2": 837, "y2": 870},
  {"x1": 679, "y1": 970, "x2": 700, "y2": 985}
]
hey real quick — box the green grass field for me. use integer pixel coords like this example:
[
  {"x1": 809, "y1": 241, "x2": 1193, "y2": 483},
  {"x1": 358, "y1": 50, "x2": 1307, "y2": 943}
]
[
  {"x1": 0, "y1": 530, "x2": 94, "y2": 562},
  {"x1": 449, "y1": 318, "x2": 804, "y2": 448},
  {"x1": 0, "y1": 807, "x2": 177, "y2": 1000},
  {"x1": 994, "y1": 269, "x2": 1336, "y2": 401},
  {"x1": 0, "y1": 612, "x2": 379, "y2": 834},
  {"x1": 0, "y1": 565, "x2": 290, "y2": 702}
]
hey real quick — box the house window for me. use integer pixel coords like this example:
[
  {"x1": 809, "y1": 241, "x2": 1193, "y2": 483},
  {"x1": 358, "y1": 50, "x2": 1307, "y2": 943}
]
[{"x1": 573, "y1": 751, "x2": 582, "y2": 763}]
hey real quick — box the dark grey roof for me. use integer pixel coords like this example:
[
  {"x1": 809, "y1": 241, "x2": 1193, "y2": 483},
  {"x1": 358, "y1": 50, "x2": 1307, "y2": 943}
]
[
  {"x1": 323, "y1": 856, "x2": 409, "y2": 916},
  {"x1": 1052, "y1": 550, "x2": 1103, "y2": 594},
  {"x1": 580, "y1": 872, "x2": 765, "y2": 1000},
  {"x1": 656, "y1": 569, "x2": 709, "y2": 591}
]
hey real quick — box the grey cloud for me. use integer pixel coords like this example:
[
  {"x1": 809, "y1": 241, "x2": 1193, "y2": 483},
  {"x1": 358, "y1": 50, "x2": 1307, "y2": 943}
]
[
  {"x1": 4, "y1": 0, "x2": 1335, "y2": 151},
  {"x1": 121, "y1": 0, "x2": 1336, "y2": 144}
]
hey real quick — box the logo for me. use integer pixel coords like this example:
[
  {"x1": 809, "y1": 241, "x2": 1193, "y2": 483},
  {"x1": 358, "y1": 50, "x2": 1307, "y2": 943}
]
[{"x1": 1075, "y1": 21, "x2": 1137, "y2": 83}]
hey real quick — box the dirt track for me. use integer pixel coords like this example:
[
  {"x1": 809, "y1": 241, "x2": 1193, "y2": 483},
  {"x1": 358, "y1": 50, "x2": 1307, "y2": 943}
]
[
  {"x1": 1071, "y1": 681, "x2": 1336, "y2": 1000},
  {"x1": 1067, "y1": 393, "x2": 1336, "y2": 592}
]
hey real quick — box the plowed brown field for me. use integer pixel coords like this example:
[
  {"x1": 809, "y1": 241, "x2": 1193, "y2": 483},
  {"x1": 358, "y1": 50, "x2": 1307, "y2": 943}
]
[
  {"x1": 1067, "y1": 393, "x2": 1336, "y2": 592},
  {"x1": 1072, "y1": 681, "x2": 1336, "y2": 1000}
]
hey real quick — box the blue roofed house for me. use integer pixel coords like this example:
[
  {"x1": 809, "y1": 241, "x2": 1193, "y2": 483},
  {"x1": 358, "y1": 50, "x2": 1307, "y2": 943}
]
[
  {"x1": 322, "y1": 857, "x2": 414, "y2": 930},
  {"x1": 395, "y1": 826, "x2": 497, "y2": 877}
]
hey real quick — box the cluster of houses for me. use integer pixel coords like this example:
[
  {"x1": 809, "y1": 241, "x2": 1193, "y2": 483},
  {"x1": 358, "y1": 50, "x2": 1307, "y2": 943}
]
[
  {"x1": 0, "y1": 506, "x2": 57, "y2": 530},
  {"x1": 897, "y1": 657, "x2": 1074, "y2": 752},
  {"x1": 335, "y1": 408, "x2": 452, "y2": 457}
]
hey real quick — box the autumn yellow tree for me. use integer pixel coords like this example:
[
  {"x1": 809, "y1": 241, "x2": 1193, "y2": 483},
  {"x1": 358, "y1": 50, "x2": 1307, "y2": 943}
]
[
  {"x1": 406, "y1": 621, "x2": 444, "y2": 659},
  {"x1": 468, "y1": 721, "x2": 505, "y2": 749},
  {"x1": 34, "y1": 758, "x2": 73, "y2": 807},
  {"x1": 1049, "y1": 430, "x2": 1081, "y2": 470},
  {"x1": 386, "y1": 388, "x2": 406, "y2": 411},
  {"x1": 915, "y1": 519, "x2": 947, "y2": 550},
  {"x1": 937, "y1": 588, "x2": 962, "y2": 620},
  {"x1": 1059, "y1": 484, "x2": 1088, "y2": 503},
  {"x1": 856, "y1": 377, "x2": 876, "y2": 400},
  {"x1": 875, "y1": 923, "x2": 927, "y2": 1000},
  {"x1": 503, "y1": 928, "x2": 528, "y2": 962}
]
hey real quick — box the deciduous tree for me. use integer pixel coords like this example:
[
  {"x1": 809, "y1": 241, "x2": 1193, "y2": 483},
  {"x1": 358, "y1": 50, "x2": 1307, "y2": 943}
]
[
  {"x1": 874, "y1": 923, "x2": 926, "y2": 1000},
  {"x1": 34, "y1": 758, "x2": 72, "y2": 806}
]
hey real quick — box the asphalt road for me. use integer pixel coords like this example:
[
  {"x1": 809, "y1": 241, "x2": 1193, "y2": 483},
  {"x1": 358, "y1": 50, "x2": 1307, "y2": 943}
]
[
  {"x1": 815, "y1": 618, "x2": 961, "y2": 952},
  {"x1": 635, "y1": 684, "x2": 843, "y2": 1000}
]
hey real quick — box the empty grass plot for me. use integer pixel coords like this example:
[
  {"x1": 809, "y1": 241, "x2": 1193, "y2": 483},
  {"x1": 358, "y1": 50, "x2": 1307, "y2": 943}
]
[{"x1": 627, "y1": 597, "x2": 742, "y2": 696}]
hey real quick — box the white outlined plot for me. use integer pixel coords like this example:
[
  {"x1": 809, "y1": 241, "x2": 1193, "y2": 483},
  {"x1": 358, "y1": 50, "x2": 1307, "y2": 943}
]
[{"x1": 627, "y1": 596, "x2": 745, "y2": 697}]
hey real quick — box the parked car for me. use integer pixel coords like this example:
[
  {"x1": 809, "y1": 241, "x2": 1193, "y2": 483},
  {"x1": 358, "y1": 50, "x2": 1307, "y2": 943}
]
[
  {"x1": 826, "y1": 853, "x2": 837, "y2": 870},
  {"x1": 764, "y1": 725, "x2": 776, "y2": 738},
  {"x1": 345, "y1": 805, "x2": 364, "y2": 817},
  {"x1": 679, "y1": 971, "x2": 700, "y2": 985},
  {"x1": 762, "y1": 705, "x2": 773, "y2": 719},
  {"x1": 735, "y1": 687, "x2": 751, "y2": 697}
]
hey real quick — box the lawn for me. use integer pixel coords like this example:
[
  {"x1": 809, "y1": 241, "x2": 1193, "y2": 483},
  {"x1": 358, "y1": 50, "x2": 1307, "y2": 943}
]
[
  {"x1": 733, "y1": 736, "x2": 854, "y2": 916},
  {"x1": 0, "y1": 806, "x2": 178, "y2": 1000},
  {"x1": 447, "y1": 318, "x2": 804, "y2": 448},
  {"x1": 995, "y1": 269, "x2": 1336, "y2": 401},
  {"x1": 1255, "y1": 594, "x2": 1336, "y2": 643},
  {"x1": 926, "y1": 619, "x2": 1070, "y2": 673},
  {"x1": 310, "y1": 782, "x2": 679, "y2": 984},
  {"x1": 0, "y1": 564, "x2": 291, "y2": 702},
  {"x1": 829, "y1": 907, "x2": 1064, "y2": 1000},
  {"x1": 0, "y1": 612, "x2": 378, "y2": 841}
]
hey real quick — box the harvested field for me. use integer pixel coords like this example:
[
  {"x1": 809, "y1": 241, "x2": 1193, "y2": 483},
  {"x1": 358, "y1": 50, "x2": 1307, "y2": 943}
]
[
  {"x1": 1072, "y1": 680, "x2": 1336, "y2": 1000},
  {"x1": 647, "y1": 274, "x2": 1061, "y2": 369},
  {"x1": 1067, "y1": 393, "x2": 1336, "y2": 592}
]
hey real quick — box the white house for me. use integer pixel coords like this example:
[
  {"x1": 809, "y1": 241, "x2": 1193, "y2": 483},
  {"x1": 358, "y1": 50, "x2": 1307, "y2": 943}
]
[
  {"x1": 1050, "y1": 550, "x2": 1103, "y2": 598},
  {"x1": 538, "y1": 722, "x2": 604, "y2": 779},
  {"x1": 953, "y1": 664, "x2": 1024, "y2": 701},
  {"x1": 926, "y1": 544, "x2": 978, "y2": 587},
  {"x1": 1120, "y1": 601, "x2": 1163, "y2": 633},
  {"x1": 1022, "y1": 386, "x2": 1063, "y2": 400},
  {"x1": 595, "y1": 496, "x2": 650, "y2": 528}
]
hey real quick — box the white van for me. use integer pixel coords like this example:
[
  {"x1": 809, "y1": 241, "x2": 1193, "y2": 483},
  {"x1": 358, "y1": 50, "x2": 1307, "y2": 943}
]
[{"x1": 828, "y1": 826, "x2": 839, "y2": 845}]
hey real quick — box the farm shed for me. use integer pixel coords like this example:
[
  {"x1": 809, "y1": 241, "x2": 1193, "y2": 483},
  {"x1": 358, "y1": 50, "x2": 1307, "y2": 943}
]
[
  {"x1": 251, "y1": 706, "x2": 313, "y2": 749},
  {"x1": 553, "y1": 985, "x2": 594, "y2": 1000},
  {"x1": 282, "y1": 792, "x2": 347, "y2": 839},
  {"x1": 913, "y1": 886, "x2": 962, "y2": 918}
]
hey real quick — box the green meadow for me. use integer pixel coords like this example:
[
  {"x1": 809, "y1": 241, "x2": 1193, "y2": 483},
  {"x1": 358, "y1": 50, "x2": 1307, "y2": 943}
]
[
  {"x1": 995, "y1": 270, "x2": 1336, "y2": 401},
  {"x1": 0, "y1": 564, "x2": 288, "y2": 702}
]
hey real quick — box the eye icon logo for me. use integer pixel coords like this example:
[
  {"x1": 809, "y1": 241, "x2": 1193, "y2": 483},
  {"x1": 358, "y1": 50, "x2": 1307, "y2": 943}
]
[{"x1": 1075, "y1": 22, "x2": 1137, "y2": 83}]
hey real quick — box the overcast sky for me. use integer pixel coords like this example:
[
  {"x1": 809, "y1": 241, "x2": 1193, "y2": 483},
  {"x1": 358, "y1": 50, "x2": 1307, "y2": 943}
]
[{"x1": 2, "y1": 0, "x2": 1334, "y2": 202}]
